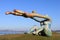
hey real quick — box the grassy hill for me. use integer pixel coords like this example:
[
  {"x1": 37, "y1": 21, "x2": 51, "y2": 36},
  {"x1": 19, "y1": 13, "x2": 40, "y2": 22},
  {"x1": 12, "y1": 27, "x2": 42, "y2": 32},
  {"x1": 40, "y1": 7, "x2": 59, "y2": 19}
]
[{"x1": 0, "y1": 32, "x2": 60, "y2": 40}]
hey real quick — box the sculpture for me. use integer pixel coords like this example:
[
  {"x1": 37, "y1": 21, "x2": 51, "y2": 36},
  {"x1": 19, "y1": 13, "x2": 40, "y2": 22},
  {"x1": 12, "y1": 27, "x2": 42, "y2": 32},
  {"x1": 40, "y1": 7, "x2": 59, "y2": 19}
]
[{"x1": 5, "y1": 9, "x2": 52, "y2": 36}]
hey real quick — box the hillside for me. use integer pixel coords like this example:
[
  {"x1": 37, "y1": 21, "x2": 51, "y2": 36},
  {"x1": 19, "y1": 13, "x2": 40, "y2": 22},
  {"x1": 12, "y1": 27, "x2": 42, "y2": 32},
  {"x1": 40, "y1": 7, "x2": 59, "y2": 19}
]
[{"x1": 0, "y1": 32, "x2": 60, "y2": 40}]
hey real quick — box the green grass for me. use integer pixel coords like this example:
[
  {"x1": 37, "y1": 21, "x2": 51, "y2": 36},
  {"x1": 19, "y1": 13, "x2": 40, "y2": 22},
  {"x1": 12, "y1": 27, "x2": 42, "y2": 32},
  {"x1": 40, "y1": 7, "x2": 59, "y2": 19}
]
[{"x1": 0, "y1": 32, "x2": 60, "y2": 40}]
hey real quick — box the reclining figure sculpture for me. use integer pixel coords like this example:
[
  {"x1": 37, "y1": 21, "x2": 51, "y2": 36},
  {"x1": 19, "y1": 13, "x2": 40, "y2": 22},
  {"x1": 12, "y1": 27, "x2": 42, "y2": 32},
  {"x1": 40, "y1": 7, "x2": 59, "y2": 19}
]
[{"x1": 5, "y1": 9, "x2": 52, "y2": 36}]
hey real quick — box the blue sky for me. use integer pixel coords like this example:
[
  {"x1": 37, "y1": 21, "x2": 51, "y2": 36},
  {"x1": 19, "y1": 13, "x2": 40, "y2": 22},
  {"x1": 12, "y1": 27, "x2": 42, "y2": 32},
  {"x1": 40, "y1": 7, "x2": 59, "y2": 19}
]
[{"x1": 0, "y1": 0, "x2": 60, "y2": 31}]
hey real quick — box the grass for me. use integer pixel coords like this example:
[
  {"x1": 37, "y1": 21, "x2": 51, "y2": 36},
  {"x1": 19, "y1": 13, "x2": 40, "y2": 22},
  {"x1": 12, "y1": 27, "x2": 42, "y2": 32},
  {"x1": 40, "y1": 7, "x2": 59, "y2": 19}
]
[{"x1": 0, "y1": 32, "x2": 60, "y2": 40}]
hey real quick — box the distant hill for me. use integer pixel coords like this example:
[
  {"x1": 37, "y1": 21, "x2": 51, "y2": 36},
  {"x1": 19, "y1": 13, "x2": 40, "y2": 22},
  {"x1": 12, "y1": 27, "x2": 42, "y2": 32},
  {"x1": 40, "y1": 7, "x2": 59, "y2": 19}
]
[
  {"x1": 0, "y1": 30, "x2": 25, "y2": 32},
  {"x1": 0, "y1": 30, "x2": 26, "y2": 35},
  {"x1": 52, "y1": 30, "x2": 60, "y2": 32}
]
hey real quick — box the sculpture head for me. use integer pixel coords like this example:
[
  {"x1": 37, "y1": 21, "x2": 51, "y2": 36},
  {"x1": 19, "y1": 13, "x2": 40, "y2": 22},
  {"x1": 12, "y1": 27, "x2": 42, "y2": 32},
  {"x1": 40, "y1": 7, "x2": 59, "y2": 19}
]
[{"x1": 32, "y1": 10, "x2": 36, "y2": 13}]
